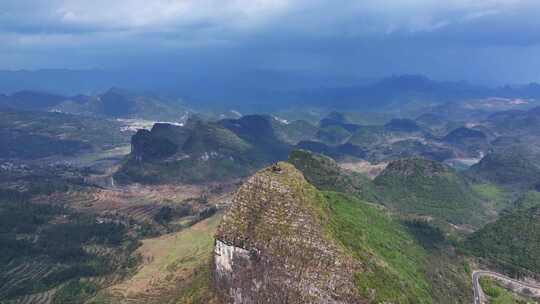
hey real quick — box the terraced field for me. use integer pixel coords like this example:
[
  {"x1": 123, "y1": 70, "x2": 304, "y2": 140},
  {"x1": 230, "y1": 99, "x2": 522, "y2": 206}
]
[
  {"x1": 1, "y1": 172, "x2": 235, "y2": 304},
  {"x1": 31, "y1": 182, "x2": 234, "y2": 232},
  {"x1": 6, "y1": 289, "x2": 56, "y2": 304},
  {"x1": 102, "y1": 214, "x2": 221, "y2": 303},
  {"x1": 0, "y1": 260, "x2": 56, "y2": 300},
  {"x1": 0, "y1": 234, "x2": 135, "y2": 303}
]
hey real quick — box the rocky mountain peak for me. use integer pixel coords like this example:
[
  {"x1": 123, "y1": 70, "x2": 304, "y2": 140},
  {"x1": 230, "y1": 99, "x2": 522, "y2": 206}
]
[{"x1": 213, "y1": 162, "x2": 364, "y2": 304}]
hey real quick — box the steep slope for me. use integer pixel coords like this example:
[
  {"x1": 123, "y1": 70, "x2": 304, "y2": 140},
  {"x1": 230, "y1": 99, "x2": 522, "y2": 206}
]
[
  {"x1": 213, "y1": 162, "x2": 364, "y2": 303},
  {"x1": 213, "y1": 162, "x2": 436, "y2": 304},
  {"x1": 116, "y1": 121, "x2": 254, "y2": 184},
  {"x1": 219, "y1": 114, "x2": 291, "y2": 161},
  {"x1": 465, "y1": 206, "x2": 540, "y2": 275},
  {"x1": 116, "y1": 116, "x2": 293, "y2": 184},
  {"x1": 374, "y1": 158, "x2": 485, "y2": 225}
]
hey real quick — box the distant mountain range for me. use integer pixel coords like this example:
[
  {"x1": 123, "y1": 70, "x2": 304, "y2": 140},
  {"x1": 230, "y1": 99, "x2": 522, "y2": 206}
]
[
  {"x1": 0, "y1": 110, "x2": 131, "y2": 159},
  {"x1": 2, "y1": 70, "x2": 540, "y2": 113},
  {"x1": 0, "y1": 88, "x2": 188, "y2": 121}
]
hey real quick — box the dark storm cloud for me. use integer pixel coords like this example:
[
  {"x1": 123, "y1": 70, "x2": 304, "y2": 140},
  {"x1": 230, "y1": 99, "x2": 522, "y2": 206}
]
[{"x1": 1, "y1": 0, "x2": 540, "y2": 83}]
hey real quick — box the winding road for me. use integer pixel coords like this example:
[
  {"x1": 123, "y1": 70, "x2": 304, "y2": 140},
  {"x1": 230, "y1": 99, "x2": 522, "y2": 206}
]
[{"x1": 472, "y1": 270, "x2": 540, "y2": 304}]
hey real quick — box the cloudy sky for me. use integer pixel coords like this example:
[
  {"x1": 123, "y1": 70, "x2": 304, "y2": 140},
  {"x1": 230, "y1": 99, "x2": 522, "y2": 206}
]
[{"x1": 1, "y1": 0, "x2": 540, "y2": 84}]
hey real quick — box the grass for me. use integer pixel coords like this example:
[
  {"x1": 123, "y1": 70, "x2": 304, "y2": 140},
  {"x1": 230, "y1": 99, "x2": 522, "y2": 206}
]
[
  {"x1": 290, "y1": 154, "x2": 471, "y2": 302},
  {"x1": 473, "y1": 183, "x2": 508, "y2": 203},
  {"x1": 174, "y1": 264, "x2": 220, "y2": 304},
  {"x1": 472, "y1": 183, "x2": 513, "y2": 215},
  {"x1": 105, "y1": 214, "x2": 221, "y2": 302},
  {"x1": 323, "y1": 191, "x2": 433, "y2": 303},
  {"x1": 70, "y1": 145, "x2": 131, "y2": 166}
]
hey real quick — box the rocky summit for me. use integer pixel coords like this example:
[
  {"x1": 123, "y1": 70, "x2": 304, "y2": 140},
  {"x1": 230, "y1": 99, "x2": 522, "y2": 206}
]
[{"x1": 213, "y1": 162, "x2": 364, "y2": 304}]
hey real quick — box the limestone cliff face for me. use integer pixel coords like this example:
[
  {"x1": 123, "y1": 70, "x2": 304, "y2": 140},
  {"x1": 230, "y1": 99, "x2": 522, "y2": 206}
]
[{"x1": 213, "y1": 162, "x2": 365, "y2": 304}]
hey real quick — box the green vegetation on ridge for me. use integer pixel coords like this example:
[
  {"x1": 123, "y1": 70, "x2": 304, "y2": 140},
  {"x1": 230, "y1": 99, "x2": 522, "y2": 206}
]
[
  {"x1": 288, "y1": 149, "x2": 378, "y2": 202},
  {"x1": 467, "y1": 145, "x2": 540, "y2": 190},
  {"x1": 116, "y1": 115, "x2": 293, "y2": 184},
  {"x1": 465, "y1": 206, "x2": 540, "y2": 276},
  {"x1": 288, "y1": 151, "x2": 472, "y2": 303},
  {"x1": 323, "y1": 192, "x2": 433, "y2": 303},
  {"x1": 374, "y1": 158, "x2": 485, "y2": 225}
]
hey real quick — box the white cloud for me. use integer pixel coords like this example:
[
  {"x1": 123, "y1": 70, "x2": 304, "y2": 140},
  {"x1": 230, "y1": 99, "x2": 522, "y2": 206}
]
[
  {"x1": 1, "y1": 0, "x2": 540, "y2": 77},
  {"x1": 1, "y1": 0, "x2": 539, "y2": 38},
  {"x1": 53, "y1": 0, "x2": 291, "y2": 32}
]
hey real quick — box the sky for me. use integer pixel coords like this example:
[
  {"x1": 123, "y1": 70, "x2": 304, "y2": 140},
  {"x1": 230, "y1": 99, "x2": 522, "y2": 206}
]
[{"x1": 1, "y1": 0, "x2": 540, "y2": 85}]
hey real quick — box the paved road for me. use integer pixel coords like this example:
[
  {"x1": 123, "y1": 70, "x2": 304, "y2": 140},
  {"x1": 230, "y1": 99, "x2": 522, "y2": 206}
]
[{"x1": 472, "y1": 270, "x2": 540, "y2": 304}]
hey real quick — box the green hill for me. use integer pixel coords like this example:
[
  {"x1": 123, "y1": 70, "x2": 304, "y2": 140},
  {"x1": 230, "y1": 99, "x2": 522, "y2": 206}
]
[
  {"x1": 213, "y1": 162, "x2": 470, "y2": 303},
  {"x1": 315, "y1": 125, "x2": 352, "y2": 145},
  {"x1": 374, "y1": 158, "x2": 485, "y2": 225},
  {"x1": 442, "y1": 127, "x2": 489, "y2": 156},
  {"x1": 218, "y1": 114, "x2": 291, "y2": 160},
  {"x1": 272, "y1": 119, "x2": 318, "y2": 144},
  {"x1": 348, "y1": 126, "x2": 387, "y2": 146},
  {"x1": 288, "y1": 149, "x2": 378, "y2": 202},
  {"x1": 465, "y1": 206, "x2": 540, "y2": 276},
  {"x1": 512, "y1": 191, "x2": 540, "y2": 211},
  {"x1": 485, "y1": 106, "x2": 540, "y2": 136},
  {"x1": 290, "y1": 151, "x2": 486, "y2": 225},
  {"x1": 214, "y1": 163, "x2": 432, "y2": 303},
  {"x1": 467, "y1": 145, "x2": 540, "y2": 190},
  {"x1": 115, "y1": 115, "x2": 294, "y2": 184}
]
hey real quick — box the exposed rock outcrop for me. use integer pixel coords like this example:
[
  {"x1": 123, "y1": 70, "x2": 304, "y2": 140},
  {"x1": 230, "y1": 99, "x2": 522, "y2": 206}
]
[{"x1": 213, "y1": 162, "x2": 365, "y2": 304}]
